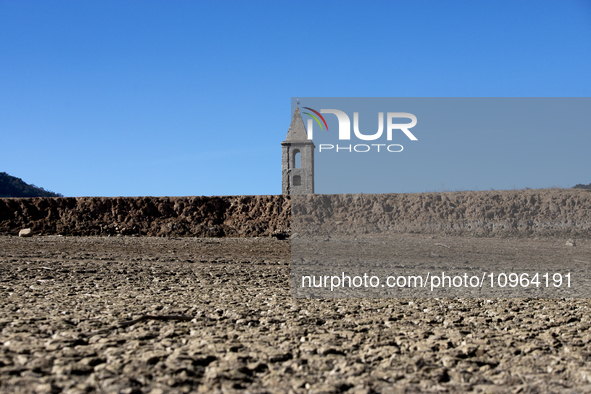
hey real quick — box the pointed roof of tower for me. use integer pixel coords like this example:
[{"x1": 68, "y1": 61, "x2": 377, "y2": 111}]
[{"x1": 285, "y1": 107, "x2": 310, "y2": 141}]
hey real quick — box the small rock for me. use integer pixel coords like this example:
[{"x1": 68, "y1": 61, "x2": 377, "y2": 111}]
[
  {"x1": 580, "y1": 369, "x2": 591, "y2": 383},
  {"x1": 566, "y1": 239, "x2": 576, "y2": 247},
  {"x1": 33, "y1": 384, "x2": 54, "y2": 394},
  {"x1": 18, "y1": 228, "x2": 32, "y2": 237}
]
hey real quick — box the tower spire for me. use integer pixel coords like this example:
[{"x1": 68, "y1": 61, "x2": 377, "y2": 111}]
[{"x1": 285, "y1": 107, "x2": 310, "y2": 141}]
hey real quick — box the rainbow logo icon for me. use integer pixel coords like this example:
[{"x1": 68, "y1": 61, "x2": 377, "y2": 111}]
[{"x1": 302, "y1": 107, "x2": 329, "y2": 131}]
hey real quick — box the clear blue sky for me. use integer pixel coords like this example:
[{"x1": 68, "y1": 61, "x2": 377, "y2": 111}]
[{"x1": 1, "y1": 0, "x2": 590, "y2": 197}]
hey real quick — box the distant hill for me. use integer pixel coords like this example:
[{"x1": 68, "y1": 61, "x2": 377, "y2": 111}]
[
  {"x1": 0, "y1": 172, "x2": 63, "y2": 197},
  {"x1": 573, "y1": 183, "x2": 591, "y2": 190}
]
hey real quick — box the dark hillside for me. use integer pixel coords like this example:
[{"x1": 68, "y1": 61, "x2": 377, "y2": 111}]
[{"x1": 0, "y1": 172, "x2": 62, "y2": 197}]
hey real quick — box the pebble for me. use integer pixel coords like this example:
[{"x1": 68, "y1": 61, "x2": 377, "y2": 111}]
[{"x1": 18, "y1": 228, "x2": 32, "y2": 237}]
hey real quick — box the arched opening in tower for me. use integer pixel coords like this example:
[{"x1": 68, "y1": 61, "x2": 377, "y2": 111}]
[{"x1": 294, "y1": 150, "x2": 301, "y2": 169}]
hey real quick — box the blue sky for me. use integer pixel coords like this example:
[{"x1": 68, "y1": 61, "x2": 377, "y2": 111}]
[{"x1": 1, "y1": 0, "x2": 590, "y2": 196}]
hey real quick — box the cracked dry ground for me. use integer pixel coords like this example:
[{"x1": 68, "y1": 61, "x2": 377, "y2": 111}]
[{"x1": 1, "y1": 236, "x2": 591, "y2": 393}]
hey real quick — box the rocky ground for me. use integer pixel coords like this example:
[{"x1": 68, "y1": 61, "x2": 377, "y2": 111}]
[{"x1": 2, "y1": 235, "x2": 591, "y2": 393}]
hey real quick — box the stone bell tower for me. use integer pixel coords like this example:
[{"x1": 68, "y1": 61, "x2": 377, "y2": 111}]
[{"x1": 282, "y1": 107, "x2": 315, "y2": 195}]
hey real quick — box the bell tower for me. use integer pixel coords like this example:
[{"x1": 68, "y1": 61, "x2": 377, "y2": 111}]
[{"x1": 281, "y1": 106, "x2": 315, "y2": 195}]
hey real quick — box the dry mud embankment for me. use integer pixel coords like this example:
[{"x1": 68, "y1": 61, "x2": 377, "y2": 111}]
[
  {"x1": 0, "y1": 188, "x2": 590, "y2": 238},
  {"x1": 0, "y1": 195, "x2": 290, "y2": 237},
  {"x1": 293, "y1": 188, "x2": 591, "y2": 238}
]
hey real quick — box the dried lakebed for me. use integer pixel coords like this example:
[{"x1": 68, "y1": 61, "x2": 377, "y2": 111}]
[{"x1": 1, "y1": 236, "x2": 591, "y2": 393}]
